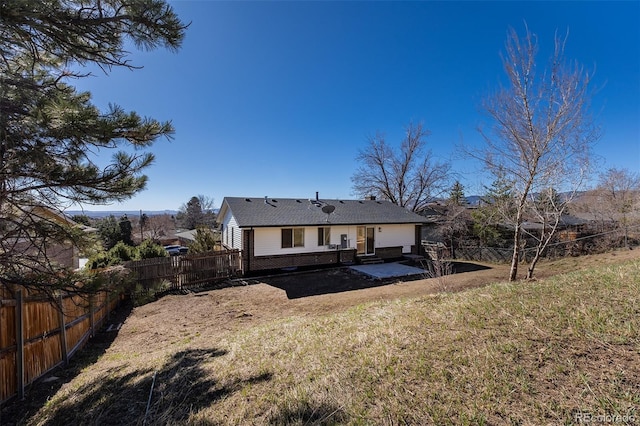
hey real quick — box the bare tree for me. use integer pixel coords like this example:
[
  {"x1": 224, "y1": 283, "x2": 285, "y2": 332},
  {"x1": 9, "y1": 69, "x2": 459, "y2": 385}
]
[
  {"x1": 470, "y1": 25, "x2": 598, "y2": 281},
  {"x1": 422, "y1": 256, "x2": 453, "y2": 292},
  {"x1": 595, "y1": 168, "x2": 640, "y2": 247},
  {"x1": 523, "y1": 188, "x2": 567, "y2": 278},
  {"x1": 351, "y1": 122, "x2": 451, "y2": 212},
  {"x1": 142, "y1": 214, "x2": 176, "y2": 242}
]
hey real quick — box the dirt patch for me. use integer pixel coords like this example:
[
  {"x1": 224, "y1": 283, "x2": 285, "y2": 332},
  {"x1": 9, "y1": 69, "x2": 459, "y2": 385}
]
[
  {"x1": 93, "y1": 250, "x2": 640, "y2": 352},
  {"x1": 110, "y1": 248, "x2": 639, "y2": 353},
  {"x1": 102, "y1": 250, "x2": 640, "y2": 350},
  {"x1": 258, "y1": 261, "x2": 492, "y2": 298}
]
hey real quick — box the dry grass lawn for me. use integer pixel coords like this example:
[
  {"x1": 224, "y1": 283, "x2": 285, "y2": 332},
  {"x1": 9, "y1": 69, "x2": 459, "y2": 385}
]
[{"x1": 3, "y1": 249, "x2": 640, "y2": 425}]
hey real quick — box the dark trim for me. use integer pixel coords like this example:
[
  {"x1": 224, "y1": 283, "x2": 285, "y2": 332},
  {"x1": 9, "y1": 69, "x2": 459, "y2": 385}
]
[
  {"x1": 237, "y1": 222, "x2": 427, "y2": 229},
  {"x1": 244, "y1": 249, "x2": 357, "y2": 274}
]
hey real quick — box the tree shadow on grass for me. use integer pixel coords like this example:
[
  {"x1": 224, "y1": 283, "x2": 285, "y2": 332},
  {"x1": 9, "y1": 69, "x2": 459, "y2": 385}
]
[
  {"x1": 34, "y1": 347, "x2": 271, "y2": 425},
  {"x1": 267, "y1": 400, "x2": 349, "y2": 425},
  {"x1": 449, "y1": 261, "x2": 492, "y2": 274}
]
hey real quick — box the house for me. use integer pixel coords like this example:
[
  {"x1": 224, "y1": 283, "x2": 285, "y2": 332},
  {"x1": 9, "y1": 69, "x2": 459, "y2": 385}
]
[
  {"x1": 218, "y1": 195, "x2": 431, "y2": 274},
  {"x1": 175, "y1": 229, "x2": 197, "y2": 246},
  {"x1": 1, "y1": 205, "x2": 96, "y2": 272}
]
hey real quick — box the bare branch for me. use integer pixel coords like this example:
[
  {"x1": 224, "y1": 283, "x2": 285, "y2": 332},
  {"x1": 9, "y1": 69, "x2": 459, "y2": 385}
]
[
  {"x1": 465, "y1": 25, "x2": 598, "y2": 280},
  {"x1": 352, "y1": 122, "x2": 451, "y2": 212}
]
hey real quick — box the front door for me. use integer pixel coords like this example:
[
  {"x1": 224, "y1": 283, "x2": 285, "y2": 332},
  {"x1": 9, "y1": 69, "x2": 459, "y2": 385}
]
[{"x1": 357, "y1": 226, "x2": 375, "y2": 255}]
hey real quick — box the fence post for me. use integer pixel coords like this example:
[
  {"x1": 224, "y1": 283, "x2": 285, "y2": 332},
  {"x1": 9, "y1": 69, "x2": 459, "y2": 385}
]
[
  {"x1": 89, "y1": 294, "x2": 95, "y2": 337},
  {"x1": 14, "y1": 289, "x2": 24, "y2": 400},
  {"x1": 106, "y1": 290, "x2": 111, "y2": 321},
  {"x1": 58, "y1": 293, "x2": 69, "y2": 367}
]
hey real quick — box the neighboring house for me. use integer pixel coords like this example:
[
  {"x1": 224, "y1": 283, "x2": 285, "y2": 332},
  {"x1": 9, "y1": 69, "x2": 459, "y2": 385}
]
[
  {"x1": 1, "y1": 206, "x2": 95, "y2": 271},
  {"x1": 43, "y1": 208, "x2": 98, "y2": 270},
  {"x1": 218, "y1": 195, "x2": 431, "y2": 274},
  {"x1": 175, "y1": 229, "x2": 197, "y2": 246}
]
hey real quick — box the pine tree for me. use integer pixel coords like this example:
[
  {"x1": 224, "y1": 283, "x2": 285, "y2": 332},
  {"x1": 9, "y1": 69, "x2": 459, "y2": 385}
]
[
  {"x1": 471, "y1": 171, "x2": 515, "y2": 247},
  {"x1": 97, "y1": 216, "x2": 123, "y2": 251},
  {"x1": 441, "y1": 181, "x2": 470, "y2": 257},
  {"x1": 189, "y1": 228, "x2": 219, "y2": 254},
  {"x1": 177, "y1": 195, "x2": 216, "y2": 230},
  {"x1": 0, "y1": 0, "x2": 187, "y2": 294},
  {"x1": 181, "y1": 197, "x2": 205, "y2": 230},
  {"x1": 448, "y1": 181, "x2": 466, "y2": 206},
  {"x1": 119, "y1": 215, "x2": 134, "y2": 246}
]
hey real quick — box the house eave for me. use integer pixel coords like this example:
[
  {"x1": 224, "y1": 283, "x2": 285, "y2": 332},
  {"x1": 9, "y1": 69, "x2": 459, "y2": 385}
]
[{"x1": 236, "y1": 221, "x2": 429, "y2": 229}]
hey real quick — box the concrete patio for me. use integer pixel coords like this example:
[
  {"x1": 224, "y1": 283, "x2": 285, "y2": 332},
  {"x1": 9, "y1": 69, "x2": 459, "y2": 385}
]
[{"x1": 349, "y1": 262, "x2": 426, "y2": 279}]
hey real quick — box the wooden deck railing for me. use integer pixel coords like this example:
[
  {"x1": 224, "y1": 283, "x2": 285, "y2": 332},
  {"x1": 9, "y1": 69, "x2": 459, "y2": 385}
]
[{"x1": 125, "y1": 249, "x2": 242, "y2": 294}]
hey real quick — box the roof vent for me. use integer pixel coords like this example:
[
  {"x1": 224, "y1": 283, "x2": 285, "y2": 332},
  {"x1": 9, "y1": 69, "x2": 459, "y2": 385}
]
[{"x1": 245, "y1": 198, "x2": 252, "y2": 202}]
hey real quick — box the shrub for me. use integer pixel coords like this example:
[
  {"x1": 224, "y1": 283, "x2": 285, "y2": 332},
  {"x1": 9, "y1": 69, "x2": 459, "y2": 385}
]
[
  {"x1": 87, "y1": 239, "x2": 167, "y2": 269},
  {"x1": 189, "y1": 227, "x2": 219, "y2": 254},
  {"x1": 109, "y1": 241, "x2": 136, "y2": 262},
  {"x1": 137, "y1": 239, "x2": 168, "y2": 259}
]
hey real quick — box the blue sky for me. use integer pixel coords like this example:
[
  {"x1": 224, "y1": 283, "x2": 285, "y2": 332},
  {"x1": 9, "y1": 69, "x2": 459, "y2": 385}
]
[{"x1": 72, "y1": 1, "x2": 640, "y2": 212}]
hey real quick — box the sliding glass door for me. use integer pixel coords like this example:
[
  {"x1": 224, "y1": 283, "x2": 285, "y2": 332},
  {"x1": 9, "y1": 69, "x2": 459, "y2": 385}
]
[{"x1": 356, "y1": 226, "x2": 375, "y2": 255}]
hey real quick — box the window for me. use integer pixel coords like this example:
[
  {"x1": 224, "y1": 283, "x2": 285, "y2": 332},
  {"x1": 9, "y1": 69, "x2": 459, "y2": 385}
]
[
  {"x1": 282, "y1": 228, "x2": 304, "y2": 248},
  {"x1": 317, "y1": 227, "x2": 330, "y2": 246},
  {"x1": 282, "y1": 228, "x2": 292, "y2": 248}
]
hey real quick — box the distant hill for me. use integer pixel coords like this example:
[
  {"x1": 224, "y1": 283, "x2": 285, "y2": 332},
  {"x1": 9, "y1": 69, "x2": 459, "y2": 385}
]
[
  {"x1": 65, "y1": 210, "x2": 178, "y2": 218},
  {"x1": 465, "y1": 195, "x2": 482, "y2": 206}
]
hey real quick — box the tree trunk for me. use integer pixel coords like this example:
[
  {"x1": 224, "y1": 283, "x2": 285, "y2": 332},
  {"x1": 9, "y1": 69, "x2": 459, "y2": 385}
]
[
  {"x1": 509, "y1": 223, "x2": 521, "y2": 281},
  {"x1": 527, "y1": 250, "x2": 541, "y2": 279},
  {"x1": 623, "y1": 212, "x2": 629, "y2": 248}
]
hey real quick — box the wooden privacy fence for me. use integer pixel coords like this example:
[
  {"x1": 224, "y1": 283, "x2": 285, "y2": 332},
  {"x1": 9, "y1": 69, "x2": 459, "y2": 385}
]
[
  {"x1": 0, "y1": 288, "x2": 119, "y2": 404},
  {"x1": 125, "y1": 249, "x2": 241, "y2": 294},
  {"x1": 455, "y1": 246, "x2": 514, "y2": 263}
]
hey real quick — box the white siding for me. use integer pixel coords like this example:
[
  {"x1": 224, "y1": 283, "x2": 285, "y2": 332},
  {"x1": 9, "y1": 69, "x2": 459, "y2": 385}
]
[
  {"x1": 221, "y1": 209, "x2": 242, "y2": 250},
  {"x1": 374, "y1": 224, "x2": 416, "y2": 253},
  {"x1": 251, "y1": 224, "x2": 416, "y2": 256},
  {"x1": 252, "y1": 228, "x2": 280, "y2": 256},
  {"x1": 253, "y1": 226, "x2": 352, "y2": 256}
]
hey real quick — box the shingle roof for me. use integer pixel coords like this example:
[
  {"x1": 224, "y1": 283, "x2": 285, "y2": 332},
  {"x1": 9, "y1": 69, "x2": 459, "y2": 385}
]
[{"x1": 222, "y1": 197, "x2": 431, "y2": 228}]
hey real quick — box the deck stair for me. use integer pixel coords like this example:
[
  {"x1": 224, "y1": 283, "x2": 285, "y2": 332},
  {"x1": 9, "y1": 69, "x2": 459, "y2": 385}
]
[{"x1": 357, "y1": 255, "x2": 384, "y2": 265}]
